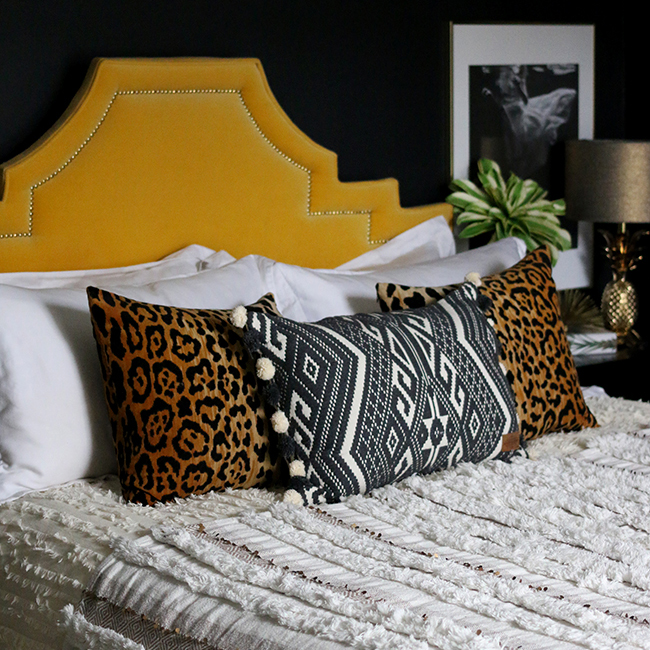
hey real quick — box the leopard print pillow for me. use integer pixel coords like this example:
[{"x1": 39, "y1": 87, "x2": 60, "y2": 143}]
[
  {"x1": 87, "y1": 288, "x2": 282, "y2": 505},
  {"x1": 377, "y1": 247, "x2": 598, "y2": 440}
]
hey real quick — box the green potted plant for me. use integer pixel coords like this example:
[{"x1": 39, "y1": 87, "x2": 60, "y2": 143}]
[{"x1": 446, "y1": 158, "x2": 571, "y2": 264}]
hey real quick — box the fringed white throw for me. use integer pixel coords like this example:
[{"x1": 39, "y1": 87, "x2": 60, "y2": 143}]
[{"x1": 63, "y1": 401, "x2": 650, "y2": 650}]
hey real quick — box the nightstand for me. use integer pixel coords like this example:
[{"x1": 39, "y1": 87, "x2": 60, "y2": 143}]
[{"x1": 575, "y1": 345, "x2": 649, "y2": 401}]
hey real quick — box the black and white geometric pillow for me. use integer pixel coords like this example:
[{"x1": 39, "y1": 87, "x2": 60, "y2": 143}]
[{"x1": 237, "y1": 283, "x2": 520, "y2": 506}]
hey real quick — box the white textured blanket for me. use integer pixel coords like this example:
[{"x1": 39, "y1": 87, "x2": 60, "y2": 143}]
[
  {"x1": 60, "y1": 395, "x2": 650, "y2": 650},
  {"x1": 3, "y1": 394, "x2": 650, "y2": 650}
]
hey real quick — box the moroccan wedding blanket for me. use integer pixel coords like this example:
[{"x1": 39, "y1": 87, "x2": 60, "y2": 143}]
[{"x1": 56, "y1": 393, "x2": 650, "y2": 650}]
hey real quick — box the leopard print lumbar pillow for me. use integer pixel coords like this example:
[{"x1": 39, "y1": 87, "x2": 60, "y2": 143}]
[
  {"x1": 377, "y1": 246, "x2": 598, "y2": 440},
  {"x1": 87, "y1": 288, "x2": 282, "y2": 505}
]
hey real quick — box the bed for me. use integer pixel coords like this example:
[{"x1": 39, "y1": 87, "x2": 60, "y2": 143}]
[{"x1": 2, "y1": 57, "x2": 650, "y2": 650}]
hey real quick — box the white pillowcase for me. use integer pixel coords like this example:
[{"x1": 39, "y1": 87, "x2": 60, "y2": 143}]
[
  {"x1": 274, "y1": 237, "x2": 528, "y2": 322},
  {"x1": 199, "y1": 216, "x2": 455, "y2": 274},
  {"x1": 0, "y1": 255, "x2": 290, "y2": 502},
  {"x1": 335, "y1": 215, "x2": 455, "y2": 271},
  {"x1": 0, "y1": 245, "x2": 234, "y2": 289}
]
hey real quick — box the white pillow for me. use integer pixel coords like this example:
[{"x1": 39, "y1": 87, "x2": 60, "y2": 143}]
[
  {"x1": 335, "y1": 215, "x2": 455, "y2": 271},
  {"x1": 0, "y1": 245, "x2": 234, "y2": 289},
  {"x1": 198, "y1": 216, "x2": 455, "y2": 273},
  {"x1": 0, "y1": 255, "x2": 293, "y2": 502},
  {"x1": 274, "y1": 237, "x2": 528, "y2": 322}
]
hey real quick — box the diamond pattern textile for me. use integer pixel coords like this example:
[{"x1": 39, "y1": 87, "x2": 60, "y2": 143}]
[{"x1": 245, "y1": 283, "x2": 519, "y2": 505}]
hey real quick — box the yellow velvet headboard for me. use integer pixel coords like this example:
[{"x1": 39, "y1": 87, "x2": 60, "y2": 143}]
[{"x1": 0, "y1": 58, "x2": 451, "y2": 273}]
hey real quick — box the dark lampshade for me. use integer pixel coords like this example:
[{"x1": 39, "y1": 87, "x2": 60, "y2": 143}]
[
  {"x1": 565, "y1": 140, "x2": 650, "y2": 224},
  {"x1": 565, "y1": 139, "x2": 650, "y2": 346}
]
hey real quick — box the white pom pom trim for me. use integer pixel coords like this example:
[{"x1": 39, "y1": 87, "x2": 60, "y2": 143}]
[
  {"x1": 230, "y1": 305, "x2": 248, "y2": 329},
  {"x1": 289, "y1": 459, "x2": 306, "y2": 477},
  {"x1": 283, "y1": 489, "x2": 303, "y2": 505},
  {"x1": 465, "y1": 271, "x2": 482, "y2": 287},
  {"x1": 270, "y1": 410, "x2": 289, "y2": 434},
  {"x1": 256, "y1": 357, "x2": 276, "y2": 381}
]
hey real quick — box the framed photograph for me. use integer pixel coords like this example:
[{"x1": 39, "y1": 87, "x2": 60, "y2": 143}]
[{"x1": 451, "y1": 23, "x2": 595, "y2": 289}]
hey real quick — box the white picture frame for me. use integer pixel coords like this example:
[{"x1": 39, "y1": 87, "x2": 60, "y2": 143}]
[{"x1": 451, "y1": 23, "x2": 595, "y2": 289}]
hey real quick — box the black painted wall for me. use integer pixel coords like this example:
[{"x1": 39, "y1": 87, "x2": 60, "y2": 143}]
[
  {"x1": 1, "y1": 1, "x2": 646, "y2": 337},
  {"x1": 1, "y1": 1, "x2": 636, "y2": 203}
]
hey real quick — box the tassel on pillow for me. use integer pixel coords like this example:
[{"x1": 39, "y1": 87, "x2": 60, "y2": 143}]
[{"x1": 230, "y1": 305, "x2": 248, "y2": 329}]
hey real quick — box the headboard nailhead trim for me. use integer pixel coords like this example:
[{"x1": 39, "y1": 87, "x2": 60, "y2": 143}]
[{"x1": 1, "y1": 88, "x2": 384, "y2": 246}]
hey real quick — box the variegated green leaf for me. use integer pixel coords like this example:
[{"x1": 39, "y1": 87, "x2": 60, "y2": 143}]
[
  {"x1": 518, "y1": 211, "x2": 562, "y2": 225},
  {"x1": 553, "y1": 227, "x2": 572, "y2": 250},
  {"x1": 533, "y1": 227, "x2": 571, "y2": 252},
  {"x1": 477, "y1": 159, "x2": 508, "y2": 206},
  {"x1": 477, "y1": 171, "x2": 506, "y2": 208},
  {"x1": 529, "y1": 184, "x2": 548, "y2": 203},
  {"x1": 512, "y1": 201, "x2": 564, "y2": 218},
  {"x1": 526, "y1": 220, "x2": 570, "y2": 244},
  {"x1": 446, "y1": 192, "x2": 493, "y2": 214},
  {"x1": 547, "y1": 244, "x2": 560, "y2": 265},
  {"x1": 509, "y1": 219, "x2": 532, "y2": 237},
  {"x1": 448, "y1": 178, "x2": 488, "y2": 201},
  {"x1": 478, "y1": 158, "x2": 504, "y2": 179},
  {"x1": 506, "y1": 175, "x2": 526, "y2": 210},
  {"x1": 522, "y1": 198, "x2": 565, "y2": 215},
  {"x1": 457, "y1": 221, "x2": 498, "y2": 239},
  {"x1": 456, "y1": 211, "x2": 495, "y2": 225},
  {"x1": 551, "y1": 198, "x2": 566, "y2": 213},
  {"x1": 488, "y1": 206, "x2": 506, "y2": 219},
  {"x1": 510, "y1": 178, "x2": 545, "y2": 209},
  {"x1": 518, "y1": 232, "x2": 540, "y2": 252},
  {"x1": 494, "y1": 220, "x2": 508, "y2": 241}
]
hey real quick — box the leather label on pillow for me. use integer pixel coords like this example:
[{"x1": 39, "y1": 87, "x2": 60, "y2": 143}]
[
  {"x1": 87, "y1": 288, "x2": 282, "y2": 505},
  {"x1": 501, "y1": 430, "x2": 521, "y2": 452}
]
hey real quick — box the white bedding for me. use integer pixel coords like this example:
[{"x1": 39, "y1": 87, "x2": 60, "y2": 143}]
[
  {"x1": 0, "y1": 223, "x2": 525, "y2": 504},
  {"x1": 3, "y1": 393, "x2": 650, "y2": 650}
]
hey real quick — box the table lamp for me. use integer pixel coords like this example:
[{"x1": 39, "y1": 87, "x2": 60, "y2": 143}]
[{"x1": 565, "y1": 140, "x2": 650, "y2": 346}]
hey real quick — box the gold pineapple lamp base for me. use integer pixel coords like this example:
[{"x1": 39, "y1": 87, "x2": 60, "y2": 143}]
[
  {"x1": 601, "y1": 275, "x2": 639, "y2": 347},
  {"x1": 600, "y1": 223, "x2": 647, "y2": 348}
]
